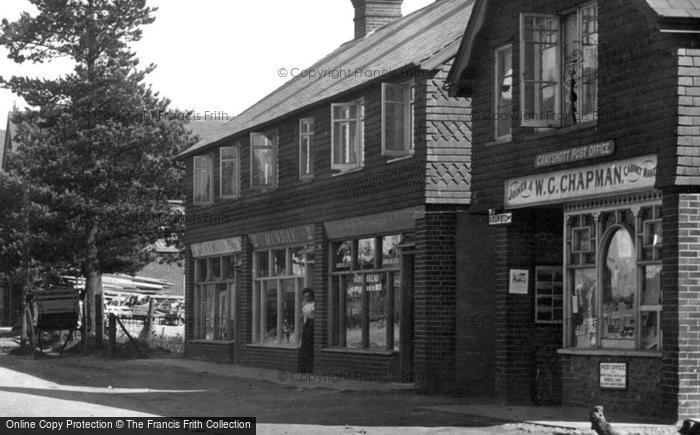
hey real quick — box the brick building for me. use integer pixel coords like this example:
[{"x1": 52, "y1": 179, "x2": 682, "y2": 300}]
[
  {"x1": 449, "y1": 0, "x2": 700, "y2": 422},
  {"x1": 176, "y1": 0, "x2": 473, "y2": 389}
]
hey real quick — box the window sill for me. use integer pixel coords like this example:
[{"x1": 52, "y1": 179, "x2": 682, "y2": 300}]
[
  {"x1": 331, "y1": 167, "x2": 364, "y2": 177},
  {"x1": 245, "y1": 343, "x2": 299, "y2": 351},
  {"x1": 322, "y1": 347, "x2": 398, "y2": 356},
  {"x1": 385, "y1": 154, "x2": 414, "y2": 164},
  {"x1": 485, "y1": 136, "x2": 512, "y2": 147},
  {"x1": 188, "y1": 339, "x2": 235, "y2": 345},
  {"x1": 521, "y1": 121, "x2": 597, "y2": 142},
  {"x1": 557, "y1": 348, "x2": 662, "y2": 358}
]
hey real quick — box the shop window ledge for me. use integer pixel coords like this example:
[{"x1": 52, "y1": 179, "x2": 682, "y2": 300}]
[
  {"x1": 245, "y1": 343, "x2": 299, "y2": 351},
  {"x1": 187, "y1": 340, "x2": 235, "y2": 346},
  {"x1": 557, "y1": 348, "x2": 662, "y2": 358},
  {"x1": 322, "y1": 347, "x2": 397, "y2": 356}
]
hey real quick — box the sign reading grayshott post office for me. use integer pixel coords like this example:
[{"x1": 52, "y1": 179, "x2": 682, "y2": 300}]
[{"x1": 505, "y1": 155, "x2": 657, "y2": 209}]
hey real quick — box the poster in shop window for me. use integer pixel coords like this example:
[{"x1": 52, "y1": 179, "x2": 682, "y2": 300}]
[{"x1": 509, "y1": 269, "x2": 529, "y2": 295}]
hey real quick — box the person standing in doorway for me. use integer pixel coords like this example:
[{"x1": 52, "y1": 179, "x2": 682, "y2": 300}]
[{"x1": 300, "y1": 288, "x2": 315, "y2": 373}]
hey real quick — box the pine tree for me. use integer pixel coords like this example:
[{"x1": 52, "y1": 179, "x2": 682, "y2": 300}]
[{"x1": 0, "y1": 0, "x2": 193, "y2": 342}]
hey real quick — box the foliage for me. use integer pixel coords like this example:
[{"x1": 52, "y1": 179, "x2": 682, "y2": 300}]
[{"x1": 0, "y1": 0, "x2": 192, "y2": 288}]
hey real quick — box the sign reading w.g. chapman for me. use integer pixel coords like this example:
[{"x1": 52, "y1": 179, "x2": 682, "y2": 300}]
[{"x1": 505, "y1": 155, "x2": 657, "y2": 209}]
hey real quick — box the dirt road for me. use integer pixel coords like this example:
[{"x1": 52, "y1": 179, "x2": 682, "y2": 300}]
[{"x1": 0, "y1": 350, "x2": 571, "y2": 434}]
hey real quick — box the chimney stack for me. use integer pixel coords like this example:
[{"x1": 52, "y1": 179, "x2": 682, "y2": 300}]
[{"x1": 351, "y1": 0, "x2": 403, "y2": 39}]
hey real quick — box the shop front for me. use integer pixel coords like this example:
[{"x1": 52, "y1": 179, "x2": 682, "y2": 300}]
[
  {"x1": 187, "y1": 236, "x2": 242, "y2": 362},
  {"x1": 500, "y1": 152, "x2": 669, "y2": 416},
  {"x1": 241, "y1": 224, "x2": 316, "y2": 372},
  {"x1": 317, "y1": 208, "x2": 417, "y2": 384}
]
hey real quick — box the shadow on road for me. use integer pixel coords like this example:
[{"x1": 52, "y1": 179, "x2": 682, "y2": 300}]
[{"x1": 0, "y1": 353, "x2": 514, "y2": 429}]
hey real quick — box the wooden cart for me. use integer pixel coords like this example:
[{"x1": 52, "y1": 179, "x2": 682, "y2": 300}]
[{"x1": 24, "y1": 285, "x2": 80, "y2": 357}]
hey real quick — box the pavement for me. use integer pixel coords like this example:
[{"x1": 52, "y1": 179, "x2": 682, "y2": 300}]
[{"x1": 131, "y1": 357, "x2": 681, "y2": 435}]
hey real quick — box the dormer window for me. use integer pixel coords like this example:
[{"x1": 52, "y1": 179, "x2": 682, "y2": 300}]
[{"x1": 520, "y1": 3, "x2": 598, "y2": 128}]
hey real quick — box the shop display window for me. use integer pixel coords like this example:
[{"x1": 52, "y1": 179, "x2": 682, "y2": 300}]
[
  {"x1": 565, "y1": 204, "x2": 662, "y2": 351},
  {"x1": 194, "y1": 255, "x2": 238, "y2": 341},
  {"x1": 252, "y1": 246, "x2": 314, "y2": 347},
  {"x1": 329, "y1": 234, "x2": 403, "y2": 351}
]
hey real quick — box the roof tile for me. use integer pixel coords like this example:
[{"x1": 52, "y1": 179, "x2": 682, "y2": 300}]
[{"x1": 179, "y1": 0, "x2": 474, "y2": 157}]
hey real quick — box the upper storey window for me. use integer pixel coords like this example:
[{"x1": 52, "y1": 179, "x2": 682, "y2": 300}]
[
  {"x1": 495, "y1": 45, "x2": 513, "y2": 140},
  {"x1": 250, "y1": 131, "x2": 278, "y2": 189},
  {"x1": 193, "y1": 155, "x2": 213, "y2": 205},
  {"x1": 331, "y1": 101, "x2": 365, "y2": 172},
  {"x1": 382, "y1": 82, "x2": 415, "y2": 157},
  {"x1": 520, "y1": 3, "x2": 598, "y2": 128}
]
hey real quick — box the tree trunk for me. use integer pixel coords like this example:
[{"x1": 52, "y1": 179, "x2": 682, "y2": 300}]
[{"x1": 84, "y1": 224, "x2": 103, "y2": 344}]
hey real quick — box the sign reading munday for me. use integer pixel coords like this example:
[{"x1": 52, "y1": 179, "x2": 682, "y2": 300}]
[{"x1": 505, "y1": 155, "x2": 657, "y2": 208}]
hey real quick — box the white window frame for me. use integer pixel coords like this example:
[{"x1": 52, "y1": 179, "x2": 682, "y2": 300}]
[
  {"x1": 299, "y1": 118, "x2": 314, "y2": 180},
  {"x1": 519, "y1": 13, "x2": 562, "y2": 128},
  {"x1": 494, "y1": 44, "x2": 513, "y2": 141},
  {"x1": 219, "y1": 145, "x2": 240, "y2": 199},
  {"x1": 251, "y1": 246, "x2": 312, "y2": 347},
  {"x1": 331, "y1": 100, "x2": 365, "y2": 172},
  {"x1": 381, "y1": 81, "x2": 415, "y2": 157},
  {"x1": 193, "y1": 155, "x2": 213, "y2": 205},
  {"x1": 519, "y1": 3, "x2": 598, "y2": 129},
  {"x1": 250, "y1": 131, "x2": 278, "y2": 189},
  {"x1": 193, "y1": 256, "x2": 237, "y2": 342}
]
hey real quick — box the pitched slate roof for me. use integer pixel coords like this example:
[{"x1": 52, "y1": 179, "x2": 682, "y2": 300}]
[
  {"x1": 178, "y1": 0, "x2": 475, "y2": 158},
  {"x1": 186, "y1": 119, "x2": 230, "y2": 142},
  {"x1": 645, "y1": 0, "x2": 700, "y2": 18}
]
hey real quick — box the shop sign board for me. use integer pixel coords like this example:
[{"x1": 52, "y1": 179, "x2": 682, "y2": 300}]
[
  {"x1": 489, "y1": 212, "x2": 512, "y2": 226},
  {"x1": 600, "y1": 362, "x2": 627, "y2": 390},
  {"x1": 249, "y1": 225, "x2": 314, "y2": 250},
  {"x1": 505, "y1": 155, "x2": 657, "y2": 209},
  {"x1": 535, "y1": 141, "x2": 615, "y2": 168},
  {"x1": 191, "y1": 237, "x2": 242, "y2": 258}
]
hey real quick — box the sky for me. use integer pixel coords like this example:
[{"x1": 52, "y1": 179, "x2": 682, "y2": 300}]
[{"x1": 0, "y1": 0, "x2": 435, "y2": 129}]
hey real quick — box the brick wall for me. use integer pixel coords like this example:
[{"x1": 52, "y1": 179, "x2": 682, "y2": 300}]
[
  {"x1": 455, "y1": 211, "x2": 496, "y2": 396},
  {"x1": 413, "y1": 205, "x2": 459, "y2": 392},
  {"x1": 560, "y1": 354, "x2": 665, "y2": 418},
  {"x1": 493, "y1": 208, "x2": 563, "y2": 404},
  {"x1": 662, "y1": 190, "x2": 700, "y2": 421}
]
